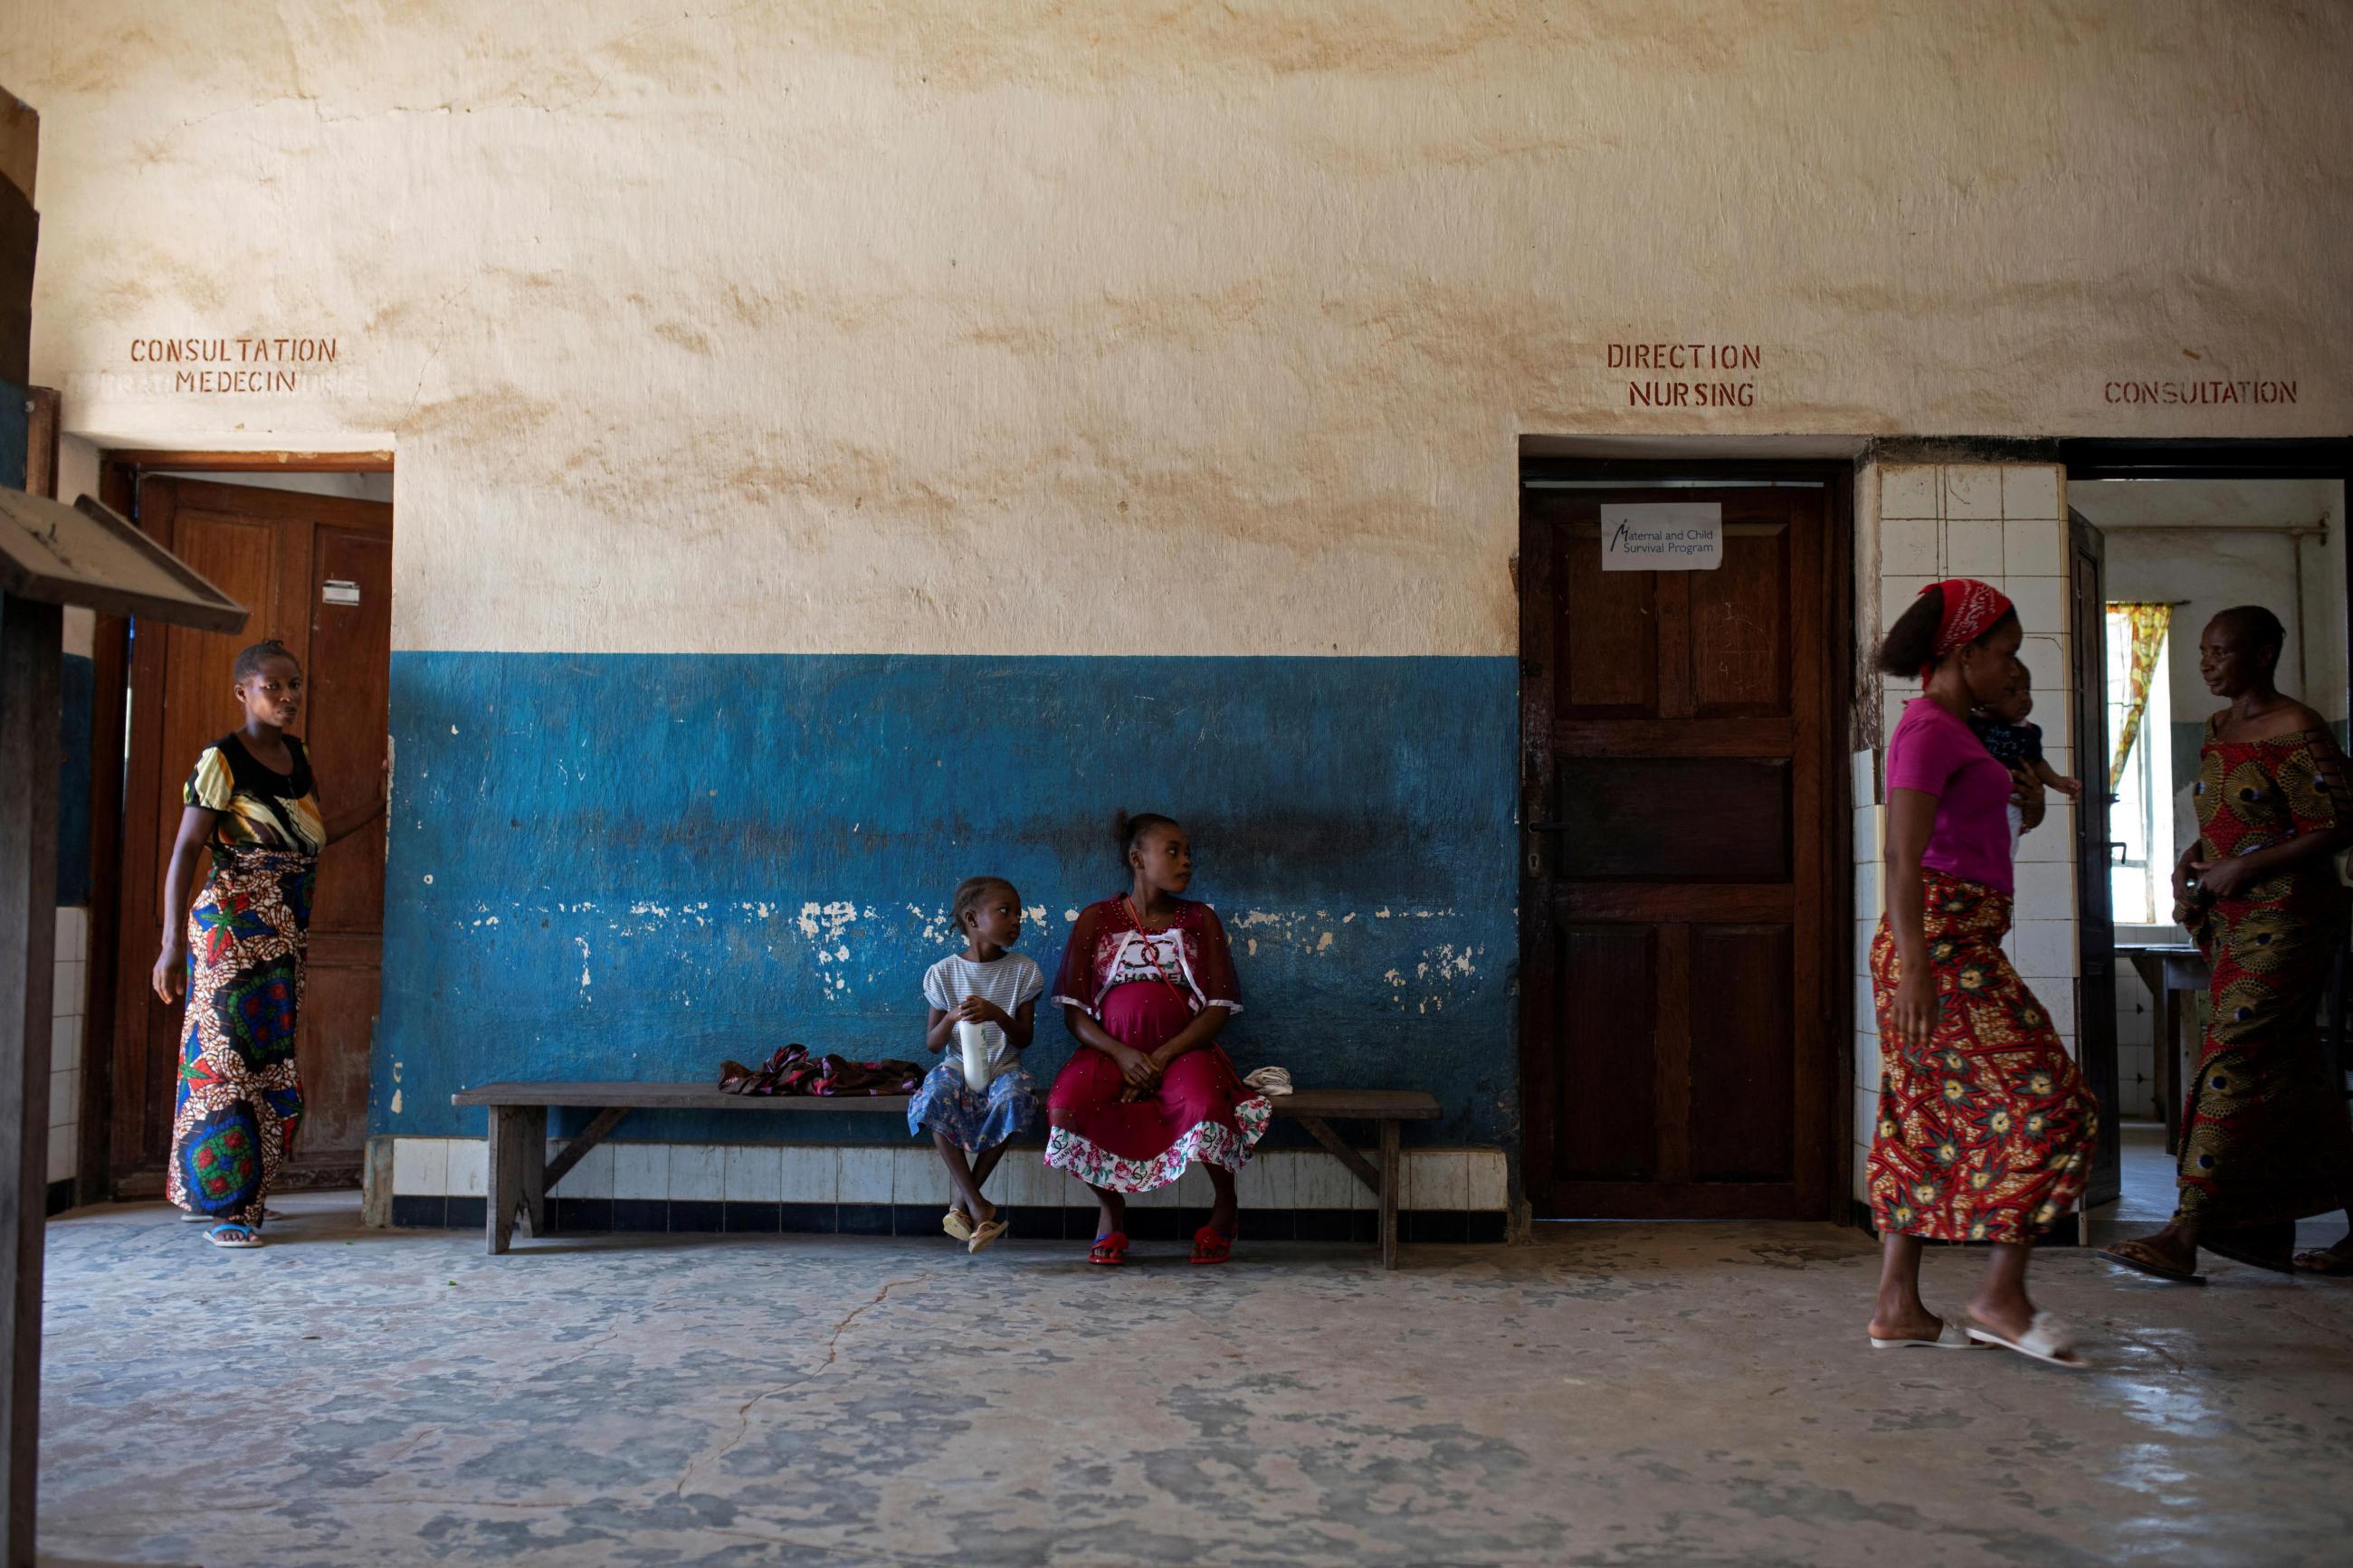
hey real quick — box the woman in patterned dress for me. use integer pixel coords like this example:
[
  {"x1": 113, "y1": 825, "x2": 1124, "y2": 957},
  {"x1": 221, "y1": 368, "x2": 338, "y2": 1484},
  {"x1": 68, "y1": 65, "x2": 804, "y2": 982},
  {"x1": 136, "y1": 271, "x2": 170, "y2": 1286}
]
[
  {"x1": 2101, "y1": 606, "x2": 2353, "y2": 1281},
  {"x1": 1865, "y1": 580, "x2": 2099, "y2": 1366},
  {"x1": 1043, "y1": 812, "x2": 1272, "y2": 1265},
  {"x1": 149, "y1": 641, "x2": 384, "y2": 1249}
]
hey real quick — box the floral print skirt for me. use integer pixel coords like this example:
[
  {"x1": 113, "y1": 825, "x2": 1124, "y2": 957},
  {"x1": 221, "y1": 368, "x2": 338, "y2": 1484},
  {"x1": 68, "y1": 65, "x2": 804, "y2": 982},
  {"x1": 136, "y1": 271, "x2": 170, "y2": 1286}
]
[
  {"x1": 167, "y1": 846, "x2": 311, "y2": 1227},
  {"x1": 1867, "y1": 871, "x2": 2096, "y2": 1244},
  {"x1": 2175, "y1": 882, "x2": 2353, "y2": 1225},
  {"x1": 907, "y1": 1060, "x2": 1039, "y2": 1155}
]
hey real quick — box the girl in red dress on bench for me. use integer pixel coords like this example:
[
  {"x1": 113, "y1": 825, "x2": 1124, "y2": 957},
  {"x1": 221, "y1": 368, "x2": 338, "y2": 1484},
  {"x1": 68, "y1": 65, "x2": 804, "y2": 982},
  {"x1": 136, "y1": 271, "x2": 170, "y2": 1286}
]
[{"x1": 1044, "y1": 813, "x2": 1272, "y2": 1265}]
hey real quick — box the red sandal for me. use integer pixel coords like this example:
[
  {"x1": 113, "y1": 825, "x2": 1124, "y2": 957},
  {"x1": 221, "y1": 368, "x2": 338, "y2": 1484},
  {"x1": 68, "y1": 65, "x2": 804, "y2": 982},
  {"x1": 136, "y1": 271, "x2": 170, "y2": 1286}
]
[
  {"x1": 1189, "y1": 1224, "x2": 1234, "y2": 1266},
  {"x1": 1087, "y1": 1231, "x2": 1129, "y2": 1267}
]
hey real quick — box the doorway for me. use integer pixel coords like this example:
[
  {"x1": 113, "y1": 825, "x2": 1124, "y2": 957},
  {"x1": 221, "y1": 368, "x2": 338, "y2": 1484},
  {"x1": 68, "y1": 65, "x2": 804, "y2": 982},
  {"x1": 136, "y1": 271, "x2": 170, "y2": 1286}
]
[
  {"x1": 1518, "y1": 467, "x2": 1851, "y2": 1220},
  {"x1": 88, "y1": 455, "x2": 393, "y2": 1197},
  {"x1": 2060, "y1": 442, "x2": 2352, "y2": 1249}
]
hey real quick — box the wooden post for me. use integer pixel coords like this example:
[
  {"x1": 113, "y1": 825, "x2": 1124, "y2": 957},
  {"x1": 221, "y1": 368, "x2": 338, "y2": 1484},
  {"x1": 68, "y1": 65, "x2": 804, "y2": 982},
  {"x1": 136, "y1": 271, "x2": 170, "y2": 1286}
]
[
  {"x1": 485, "y1": 1106, "x2": 520, "y2": 1255},
  {"x1": 518, "y1": 1106, "x2": 547, "y2": 1238},
  {"x1": 0, "y1": 594, "x2": 62, "y2": 1568},
  {"x1": 1378, "y1": 1117, "x2": 1401, "y2": 1271}
]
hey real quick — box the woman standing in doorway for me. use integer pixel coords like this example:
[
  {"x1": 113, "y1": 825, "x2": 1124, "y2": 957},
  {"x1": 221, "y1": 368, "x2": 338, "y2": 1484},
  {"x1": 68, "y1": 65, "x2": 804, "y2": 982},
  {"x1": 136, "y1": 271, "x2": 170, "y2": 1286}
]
[
  {"x1": 2101, "y1": 606, "x2": 2353, "y2": 1281},
  {"x1": 150, "y1": 640, "x2": 384, "y2": 1249},
  {"x1": 1866, "y1": 580, "x2": 2099, "y2": 1366},
  {"x1": 1044, "y1": 812, "x2": 1271, "y2": 1265}
]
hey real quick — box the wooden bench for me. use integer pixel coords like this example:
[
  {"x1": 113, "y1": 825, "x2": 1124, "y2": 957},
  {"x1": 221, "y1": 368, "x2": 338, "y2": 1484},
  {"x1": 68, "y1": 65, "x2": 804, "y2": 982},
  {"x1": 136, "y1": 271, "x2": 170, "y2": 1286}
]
[{"x1": 451, "y1": 1082, "x2": 1443, "y2": 1267}]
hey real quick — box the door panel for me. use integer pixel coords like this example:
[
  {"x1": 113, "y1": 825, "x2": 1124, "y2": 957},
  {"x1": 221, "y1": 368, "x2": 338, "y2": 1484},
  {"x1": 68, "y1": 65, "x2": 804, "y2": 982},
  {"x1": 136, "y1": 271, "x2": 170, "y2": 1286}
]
[
  {"x1": 1551, "y1": 759, "x2": 1792, "y2": 881},
  {"x1": 1521, "y1": 483, "x2": 1843, "y2": 1220},
  {"x1": 1558, "y1": 558, "x2": 1661, "y2": 714},
  {"x1": 1557, "y1": 927, "x2": 1658, "y2": 1182},
  {"x1": 1690, "y1": 525, "x2": 1791, "y2": 715},
  {"x1": 2071, "y1": 509, "x2": 2123, "y2": 1210},
  {"x1": 111, "y1": 476, "x2": 391, "y2": 1192},
  {"x1": 307, "y1": 526, "x2": 391, "y2": 934},
  {"x1": 1686, "y1": 925, "x2": 1796, "y2": 1183}
]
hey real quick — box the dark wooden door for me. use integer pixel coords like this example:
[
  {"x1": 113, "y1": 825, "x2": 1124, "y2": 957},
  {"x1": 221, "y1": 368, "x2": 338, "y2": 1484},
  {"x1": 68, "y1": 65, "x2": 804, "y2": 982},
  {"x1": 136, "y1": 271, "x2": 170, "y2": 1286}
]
[
  {"x1": 2070, "y1": 509, "x2": 2122, "y2": 1210},
  {"x1": 111, "y1": 477, "x2": 391, "y2": 1193},
  {"x1": 1519, "y1": 484, "x2": 1843, "y2": 1219}
]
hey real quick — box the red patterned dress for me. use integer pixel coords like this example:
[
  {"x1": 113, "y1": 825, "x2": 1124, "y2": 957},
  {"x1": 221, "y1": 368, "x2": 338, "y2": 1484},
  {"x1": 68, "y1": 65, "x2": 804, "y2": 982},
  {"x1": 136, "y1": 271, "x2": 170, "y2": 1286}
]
[
  {"x1": 1868, "y1": 699, "x2": 2098, "y2": 1243},
  {"x1": 1869, "y1": 876, "x2": 2099, "y2": 1241},
  {"x1": 2175, "y1": 717, "x2": 2353, "y2": 1224},
  {"x1": 1043, "y1": 898, "x2": 1271, "y2": 1193}
]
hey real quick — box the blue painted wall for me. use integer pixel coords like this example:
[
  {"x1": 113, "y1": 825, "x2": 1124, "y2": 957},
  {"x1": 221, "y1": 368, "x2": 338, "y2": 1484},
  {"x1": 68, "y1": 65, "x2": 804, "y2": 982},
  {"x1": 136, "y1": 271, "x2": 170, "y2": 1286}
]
[{"x1": 378, "y1": 653, "x2": 1519, "y2": 1148}]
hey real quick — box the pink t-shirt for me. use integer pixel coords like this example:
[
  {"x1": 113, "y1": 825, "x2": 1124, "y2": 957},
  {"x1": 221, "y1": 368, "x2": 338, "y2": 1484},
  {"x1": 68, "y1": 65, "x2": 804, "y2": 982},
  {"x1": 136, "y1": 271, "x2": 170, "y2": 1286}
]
[{"x1": 1886, "y1": 698, "x2": 2016, "y2": 894}]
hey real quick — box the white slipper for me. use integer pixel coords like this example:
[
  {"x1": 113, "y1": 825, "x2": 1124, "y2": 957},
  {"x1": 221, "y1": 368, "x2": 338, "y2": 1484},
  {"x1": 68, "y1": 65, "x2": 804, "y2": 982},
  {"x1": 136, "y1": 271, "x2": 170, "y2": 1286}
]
[
  {"x1": 1966, "y1": 1311, "x2": 2085, "y2": 1369},
  {"x1": 1869, "y1": 1317, "x2": 1977, "y2": 1350},
  {"x1": 205, "y1": 1222, "x2": 263, "y2": 1250}
]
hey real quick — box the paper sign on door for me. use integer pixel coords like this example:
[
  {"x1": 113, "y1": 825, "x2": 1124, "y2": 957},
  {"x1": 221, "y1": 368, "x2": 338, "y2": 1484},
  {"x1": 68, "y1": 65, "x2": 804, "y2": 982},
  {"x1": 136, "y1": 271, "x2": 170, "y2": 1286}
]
[{"x1": 1600, "y1": 502, "x2": 1723, "y2": 571}]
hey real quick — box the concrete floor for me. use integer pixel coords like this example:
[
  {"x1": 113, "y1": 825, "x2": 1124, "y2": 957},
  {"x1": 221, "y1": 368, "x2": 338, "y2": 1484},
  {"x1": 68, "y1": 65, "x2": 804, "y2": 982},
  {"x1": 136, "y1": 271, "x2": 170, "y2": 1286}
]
[{"x1": 35, "y1": 1192, "x2": 2353, "y2": 1567}]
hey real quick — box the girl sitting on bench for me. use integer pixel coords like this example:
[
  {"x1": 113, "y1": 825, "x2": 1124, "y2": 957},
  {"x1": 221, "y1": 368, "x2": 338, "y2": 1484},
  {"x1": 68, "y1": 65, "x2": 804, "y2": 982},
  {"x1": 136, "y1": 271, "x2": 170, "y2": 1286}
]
[
  {"x1": 1043, "y1": 812, "x2": 1272, "y2": 1265},
  {"x1": 911, "y1": 876, "x2": 1043, "y2": 1253}
]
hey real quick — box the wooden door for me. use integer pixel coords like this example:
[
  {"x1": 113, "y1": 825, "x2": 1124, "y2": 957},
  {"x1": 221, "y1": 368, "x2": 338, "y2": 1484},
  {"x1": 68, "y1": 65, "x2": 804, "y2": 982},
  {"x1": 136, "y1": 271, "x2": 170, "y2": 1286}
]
[
  {"x1": 1519, "y1": 483, "x2": 1843, "y2": 1219},
  {"x1": 2070, "y1": 509, "x2": 2122, "y2": 1209},
  {"x1": 111, "y1": 477, "x2": 390, "y2": 1193}
]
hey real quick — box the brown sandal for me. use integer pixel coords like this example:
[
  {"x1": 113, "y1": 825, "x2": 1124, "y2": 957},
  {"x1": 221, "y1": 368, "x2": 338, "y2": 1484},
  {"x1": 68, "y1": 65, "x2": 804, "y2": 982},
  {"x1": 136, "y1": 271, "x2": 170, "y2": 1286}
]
[
  {"x1": 2292, "y1": 1246, "x2": 2353, "y2": 1277},
  {"x1": 2099, "y1": 1237, "x2": 2205, "y2": 1284}
]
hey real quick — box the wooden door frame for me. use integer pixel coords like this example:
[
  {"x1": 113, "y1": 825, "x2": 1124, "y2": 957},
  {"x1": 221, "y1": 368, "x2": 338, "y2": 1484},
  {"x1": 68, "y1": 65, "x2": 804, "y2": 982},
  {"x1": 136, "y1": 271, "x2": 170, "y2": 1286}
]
[
  {"x1": 2057, "y1": 437, "x2": 2353, "y2": 1202},
  {"x1": 79, "y1": 451, "x2": 393, "y2": 1201},
  {"x1": 1516, "y1": 457, "x2": 1856, "y2": 1221},
  {"x1": 2055, "y1": 438, "x2": 2352, "y2": 688}
]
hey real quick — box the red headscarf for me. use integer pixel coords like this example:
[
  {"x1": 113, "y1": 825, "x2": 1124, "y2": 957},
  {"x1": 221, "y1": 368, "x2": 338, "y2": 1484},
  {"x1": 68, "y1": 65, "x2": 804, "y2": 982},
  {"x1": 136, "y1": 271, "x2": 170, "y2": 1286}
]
[{"x1": 1918, "y1": 577, "x2": 2013, "y2": 679}]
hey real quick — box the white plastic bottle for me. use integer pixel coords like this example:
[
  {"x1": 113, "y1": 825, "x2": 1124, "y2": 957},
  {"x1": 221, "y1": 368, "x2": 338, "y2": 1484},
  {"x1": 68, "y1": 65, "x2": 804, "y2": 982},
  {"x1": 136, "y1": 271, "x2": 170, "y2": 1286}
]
[{"x1": 957, "y1": 1021, "x2": 992, "y2": 1092}]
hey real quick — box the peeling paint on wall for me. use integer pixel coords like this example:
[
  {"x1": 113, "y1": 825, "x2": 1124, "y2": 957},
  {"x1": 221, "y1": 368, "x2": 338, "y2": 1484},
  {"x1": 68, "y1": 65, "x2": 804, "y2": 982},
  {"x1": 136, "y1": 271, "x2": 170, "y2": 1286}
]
[{"x1": 375, "y1": 652, "x2": 1519, "y2": 1146}]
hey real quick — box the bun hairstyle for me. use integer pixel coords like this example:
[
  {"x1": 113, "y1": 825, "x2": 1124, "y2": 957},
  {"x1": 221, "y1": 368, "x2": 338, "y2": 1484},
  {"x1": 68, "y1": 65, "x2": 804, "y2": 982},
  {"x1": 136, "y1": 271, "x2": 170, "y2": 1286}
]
[
  {"x1": 1114, "y1": 809, "x2": 1179, "y2": 870},
  {"x1": 233, "y1": 638, "x2": 299, "y2": 681},
  {"x1": 2214, "y1": 603, "x2": 2287, "y2": 658},
  {"x1": 951, "y1": 875, "x2": 1020, "y2": 932},
  {"x1": 1874, "y1": 584, "x2": 2018, "y2": 679}
]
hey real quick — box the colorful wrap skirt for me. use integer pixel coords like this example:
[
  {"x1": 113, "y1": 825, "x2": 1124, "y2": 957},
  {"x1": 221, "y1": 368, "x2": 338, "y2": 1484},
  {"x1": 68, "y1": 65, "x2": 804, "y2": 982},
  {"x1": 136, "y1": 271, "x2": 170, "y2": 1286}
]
[
  {"x1": 907, "y1": 1060, "x2": 1039, "y2": 1155},
  {"x1": 2175, "y1": 881, "x2": 2353, "y2": 1225},
  {"x1": 1868, "y1": 872, "x2": 2097, "y2": 1244},
  {"x1": 166, "y1": 846, "x2": 312, "y2": 1226},
  {"x1": 1043, "y1": 982, "x2": 1271, "y2": 1194}
]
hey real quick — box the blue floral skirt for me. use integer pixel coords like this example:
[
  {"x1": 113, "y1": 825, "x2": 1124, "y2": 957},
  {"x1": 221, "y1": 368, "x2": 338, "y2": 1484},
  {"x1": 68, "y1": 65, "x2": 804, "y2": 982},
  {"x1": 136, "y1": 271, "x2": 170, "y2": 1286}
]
[{"x1": 908, "y1": 1060, "x2": 1037, "y2": 1154}]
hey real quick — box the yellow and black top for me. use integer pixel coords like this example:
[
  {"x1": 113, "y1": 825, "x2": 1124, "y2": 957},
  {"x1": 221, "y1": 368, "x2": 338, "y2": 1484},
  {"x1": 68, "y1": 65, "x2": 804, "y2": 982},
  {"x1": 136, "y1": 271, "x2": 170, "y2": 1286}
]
[{"x1": 185, "y1": 733, "x2": 324, "y2": 856}]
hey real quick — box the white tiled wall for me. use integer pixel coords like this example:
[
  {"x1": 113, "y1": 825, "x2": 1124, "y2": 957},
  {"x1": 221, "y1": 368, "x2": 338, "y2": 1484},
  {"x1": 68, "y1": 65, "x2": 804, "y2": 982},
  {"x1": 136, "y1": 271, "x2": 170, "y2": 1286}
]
[
  {"x1": 49, "y1": 907, "x2": 86, "y2": 1192},
  {"x1": 1853, "y1": 461, "x2": 2079, "y2": 1203},
  {"x1": 2112, "y1": 964, "x2": 2160, "y2": 1118},
  {"x1": 391, "y1": 1137, "x2": 1510, "y2": 1212}
]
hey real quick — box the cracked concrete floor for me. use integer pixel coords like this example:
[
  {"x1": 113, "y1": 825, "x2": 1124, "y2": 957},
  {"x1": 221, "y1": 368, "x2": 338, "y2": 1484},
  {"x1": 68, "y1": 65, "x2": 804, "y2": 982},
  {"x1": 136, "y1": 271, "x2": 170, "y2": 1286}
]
[{"x1": 35, "y1": 1193, "x2": 2353, "y2": 1566}]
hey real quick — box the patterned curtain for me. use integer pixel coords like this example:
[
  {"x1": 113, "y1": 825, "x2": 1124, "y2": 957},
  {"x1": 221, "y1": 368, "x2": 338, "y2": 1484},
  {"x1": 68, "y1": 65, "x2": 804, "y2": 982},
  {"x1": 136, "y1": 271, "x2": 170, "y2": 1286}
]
[{"x1": 2108, "y1": 602, "x2": 2174, "y2": 792}]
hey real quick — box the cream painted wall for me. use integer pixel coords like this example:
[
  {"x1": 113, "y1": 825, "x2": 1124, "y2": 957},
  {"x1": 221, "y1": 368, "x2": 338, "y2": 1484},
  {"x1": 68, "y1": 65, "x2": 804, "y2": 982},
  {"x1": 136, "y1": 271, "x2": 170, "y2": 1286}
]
[
  {"x1": 5, "y1": 3, "x2": 2352, "y2": 658},
  {"x1": 2072, "y1": 479, "x2": 2347, "y2": 733}
]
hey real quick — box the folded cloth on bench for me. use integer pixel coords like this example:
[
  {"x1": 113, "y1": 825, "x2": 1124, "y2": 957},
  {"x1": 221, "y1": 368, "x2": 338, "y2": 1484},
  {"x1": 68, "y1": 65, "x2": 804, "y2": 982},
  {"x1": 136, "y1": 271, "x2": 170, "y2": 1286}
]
[
  {"x1": 718, "y1": 1044, "x2": 925, "y2": 1098},
  {"x1": 1243, "y1": 1066, "x2": 1294, "y2": 1096}
]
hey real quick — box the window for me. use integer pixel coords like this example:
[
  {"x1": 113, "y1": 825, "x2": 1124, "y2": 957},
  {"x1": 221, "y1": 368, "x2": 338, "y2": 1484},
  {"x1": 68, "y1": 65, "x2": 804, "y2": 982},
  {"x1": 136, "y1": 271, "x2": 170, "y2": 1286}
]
[{"x1": 2105, "y1": 606, "x2": 2174, "y2": 925}]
